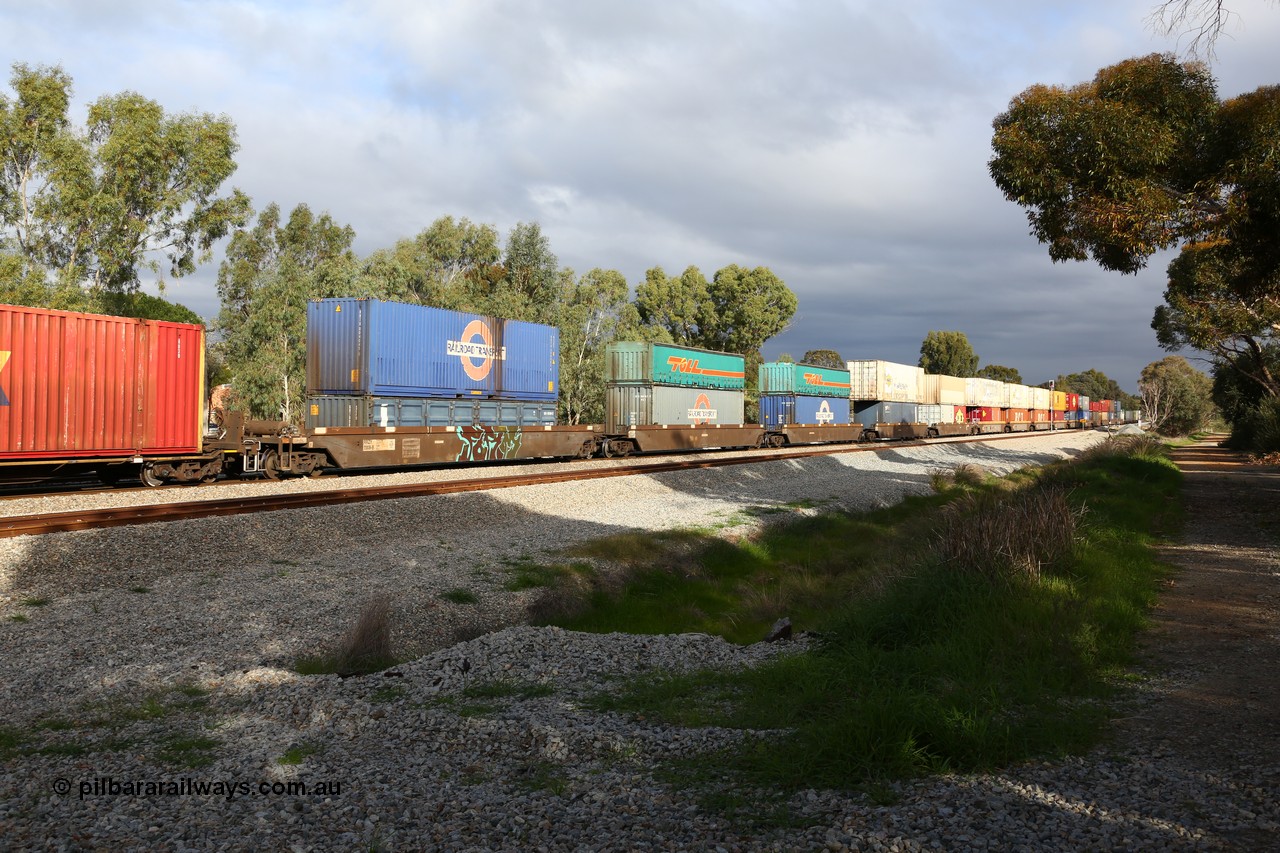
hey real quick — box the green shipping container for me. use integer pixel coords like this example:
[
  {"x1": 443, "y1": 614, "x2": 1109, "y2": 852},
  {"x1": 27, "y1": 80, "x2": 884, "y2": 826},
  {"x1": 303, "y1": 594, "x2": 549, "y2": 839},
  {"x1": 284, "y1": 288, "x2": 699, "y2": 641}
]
[
  {"x1": 758, "y1": 362, "x2": 851, "y2": 398},
  {"x1": 605, "y1": 342, "x2": 746, "y2": 390}
]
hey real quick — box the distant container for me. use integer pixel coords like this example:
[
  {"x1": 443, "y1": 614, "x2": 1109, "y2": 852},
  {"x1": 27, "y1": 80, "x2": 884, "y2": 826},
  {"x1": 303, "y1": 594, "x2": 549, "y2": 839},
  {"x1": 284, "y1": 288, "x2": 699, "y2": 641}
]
[
  {"x1": 1065, "y1": 393, "x2": 1080, "y2": 409},
  {"x1": 606, "y1": 385, "x2": 745, "y2": 433},
  {"x1": 606, "y1": 342, "x2": 745, "y2": 390},
  {"x1": 759, "y1": 394, "x2": 851, "y2": 427},
  {"x1": 847, "y1": 360, "x2": 925, "y2": 403},
  {"x1": 965, "y1": 377, "x2": 1004, "y2": 407},
  {"x1": 1006, "y1": 408, "x2": 1032, "y2": 423},
  {"x1": 1079, "y1": 395, "x2": 1091, "y2": 410},
  {"x1": 923, "y1": 374, "x2": 966, "y2": 405},
  {"x1": 1031, "y1": 409, "x2": 1050, "y2": 423},
  {"x1": 305, "y1": 395, "x2": 557, "y2": 430},
  {"x1": 307, "y1": 298, "x2": 558, "y2": 400},
  {"x1": 917, "y1": 404, "x2": 967, "y2": 425},
  {"x1": 0, "y1": 304, "x2": 204, "y2": 461},
  {"x1": 758, "y1": 362, "x2": 850, "y2": 398},
  {"x1": 967, "y1": 406, "x2": 1002, "y2": 423},
  {"x1": 852, "y1": 401, "x2": 919, "y2": 429},
  {"x1": 1030, "y1": 387, "x2": 1052, "y2": 411},
  {"x1": 1004, "y1": 384, "x2": 1031, "y2": 409},
  {"x1": 1051, "y1": 390, "x2": 1067, "y2": 411},
  {"x1": 1112, "y1": 399, "x2": 1123, "y2": 414},
  {"x1": 1065, "y1": 409, "x2": 1087, "y2": 421}
]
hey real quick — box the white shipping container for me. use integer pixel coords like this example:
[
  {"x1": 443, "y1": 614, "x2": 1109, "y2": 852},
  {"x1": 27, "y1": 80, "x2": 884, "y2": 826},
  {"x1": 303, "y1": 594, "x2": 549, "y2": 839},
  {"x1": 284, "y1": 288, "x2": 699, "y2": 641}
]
[
  {"x1": 923, "y1": 374, "x2": 966, "y2": 405},
  {"x1": 1031, "y1": 387, "x2": 1052, "y2": 410},
  {"x1": 847, "y1": 360, "x2": 925, "y2": 403},
  {"x1": 1005, "y1": 383, "x2": 1031, "y2": 409},
  {"x1": 917, "y1": 404, "x2": 967, "y2": 425},
  {"x1": 965, "y1": 377, "x2": 1004, "y2": 407}
]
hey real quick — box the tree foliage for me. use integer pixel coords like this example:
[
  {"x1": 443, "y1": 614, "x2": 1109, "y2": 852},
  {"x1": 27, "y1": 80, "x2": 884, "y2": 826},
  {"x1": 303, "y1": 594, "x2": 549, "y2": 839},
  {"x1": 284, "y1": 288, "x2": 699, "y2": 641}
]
[
  {"x1": 801, "y1": 349, "x2": 844, "y2": 369},
  {"x1": 1139, "y1": 356, "x2": 1214, "y2": 435},
  {"x1": 215, "y1": 203, "x2": 361, "y2": 421},
  {"x1": 557, "y1": 268, "x2": 653, "y2": 425},
  {"x1": 1049, "y1": 369, "x2": 1139, "y2": 407},
  {"x1": 976, "y1": 364, "x2": 1023, "y2": 384},
  {"x1": 990, "y1": 54, "x2": 1279, "y2": 404},
  {"x1": 0, "y1": 62, "x2": 250, "y2": 302},
  {"x1": 918, "y1": 331, "x2": 979, "y2": 377}
]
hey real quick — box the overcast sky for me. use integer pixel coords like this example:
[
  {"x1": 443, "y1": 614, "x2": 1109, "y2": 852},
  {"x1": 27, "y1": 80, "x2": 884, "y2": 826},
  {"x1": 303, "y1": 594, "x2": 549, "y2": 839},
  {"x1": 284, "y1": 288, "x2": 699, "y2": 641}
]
[{"x1": 3, "y1": 0, "x2": 1276, "y2": 390}]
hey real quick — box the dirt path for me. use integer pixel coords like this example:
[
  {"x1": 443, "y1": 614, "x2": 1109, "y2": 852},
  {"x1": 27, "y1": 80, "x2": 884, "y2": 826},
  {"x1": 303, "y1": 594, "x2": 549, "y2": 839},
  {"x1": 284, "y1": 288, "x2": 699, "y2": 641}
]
[{"x1": 1119, "y1": 436, "x2": 1280, "y2": 848}]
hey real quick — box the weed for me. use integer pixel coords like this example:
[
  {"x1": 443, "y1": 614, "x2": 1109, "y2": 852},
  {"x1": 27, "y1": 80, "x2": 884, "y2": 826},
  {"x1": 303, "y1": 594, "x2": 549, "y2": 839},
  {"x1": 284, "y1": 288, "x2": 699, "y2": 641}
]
[
  {"x1": 19, "y1": 597, "x2": 49, "y2": 607},
  {"x1": 157, "y1": 735, "x2": 219, "y2": 768},
  {"x1": 8, "y1": 614, "x2": 28, "y2": 623},
  {"x1": 461, "y1": 680, "x2": 555, "y2": 701},
  {"x1": 277, "y1": 744, "x2": 319, "y2": 765},
  {"x1": 370, "y1": 685, "x2": 408, "y2": 704},
  {"x1": 440, "y1": 588, "x2": 478, "y2": 605},
  {"x1": 296, "y1": 596, "x2": 400, "y2": 677},
  {"x1": 129, "y1": 586, "x2": 150, "y2": 594},
  {"x1": 513, "y1": 761, "x2": 568, "y2": 795}
]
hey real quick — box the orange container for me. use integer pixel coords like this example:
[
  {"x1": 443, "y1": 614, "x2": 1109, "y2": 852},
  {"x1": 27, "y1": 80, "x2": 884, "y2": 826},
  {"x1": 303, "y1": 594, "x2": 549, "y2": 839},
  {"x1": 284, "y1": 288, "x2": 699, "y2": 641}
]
[{"x1": 0, "y1": 304, "x2": 204, "y2": 461}]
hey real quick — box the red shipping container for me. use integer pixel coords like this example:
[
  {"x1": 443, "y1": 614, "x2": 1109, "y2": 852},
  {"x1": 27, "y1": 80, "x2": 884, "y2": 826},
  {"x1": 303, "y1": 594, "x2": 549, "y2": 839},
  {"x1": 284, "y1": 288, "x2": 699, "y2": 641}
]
[
  {"x1": 966, "y1": 406, "x2": 1000, "y2": 422},
  {"x1": 1065, "y1": 393, "x2": 1080, "y2": 409},
  {"x1": 0, "y1": 304, "x2": 204, "y2": 461}
]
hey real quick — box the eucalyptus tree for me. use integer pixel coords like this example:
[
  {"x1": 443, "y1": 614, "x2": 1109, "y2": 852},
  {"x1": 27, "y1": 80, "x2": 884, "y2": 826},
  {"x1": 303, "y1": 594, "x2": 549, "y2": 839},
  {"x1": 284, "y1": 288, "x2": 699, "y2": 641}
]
[
  {"x1": 215, "y1": 202, "x2": 359, "y2": 422},
  {"x1": 918, "y1": 331, "x2": 978, "y2": 377},
  {"x1": 0, "y1": 62, "x2": 250, "y2": 304},
  {"x1": 990, "y1": 54, "x2": 1279, "y2": 401}
]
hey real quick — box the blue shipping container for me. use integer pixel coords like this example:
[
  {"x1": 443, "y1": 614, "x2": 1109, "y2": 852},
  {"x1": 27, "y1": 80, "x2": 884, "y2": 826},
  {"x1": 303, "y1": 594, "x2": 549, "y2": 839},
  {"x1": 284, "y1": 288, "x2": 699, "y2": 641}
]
[
  {"x1": 307, "y1": 298, "x2": 559, "y2": 400},
  {"x1": 306, "y1": 395, "x2": 557, "y2": 429},
  {"x1": 852, "y1": 401, "x2": 919, "y2": 429},
  {"x1": 759, "y1": 395, "x2": 851, "y2": 427}
]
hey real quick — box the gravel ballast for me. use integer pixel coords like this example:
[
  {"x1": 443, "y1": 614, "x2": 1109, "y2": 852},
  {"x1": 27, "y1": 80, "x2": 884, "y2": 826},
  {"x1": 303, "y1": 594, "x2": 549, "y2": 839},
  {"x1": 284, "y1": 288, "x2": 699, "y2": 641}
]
[{"x1": 1, "y1": 430, "x2": 1275, "y2": 851}]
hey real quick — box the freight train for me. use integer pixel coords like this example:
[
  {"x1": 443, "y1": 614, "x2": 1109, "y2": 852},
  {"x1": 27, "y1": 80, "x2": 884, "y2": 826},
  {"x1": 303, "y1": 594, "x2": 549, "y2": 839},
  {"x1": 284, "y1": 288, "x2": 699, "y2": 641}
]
[{"x1": 0, "y1": 301, "x2": 1139, "y2": 486}]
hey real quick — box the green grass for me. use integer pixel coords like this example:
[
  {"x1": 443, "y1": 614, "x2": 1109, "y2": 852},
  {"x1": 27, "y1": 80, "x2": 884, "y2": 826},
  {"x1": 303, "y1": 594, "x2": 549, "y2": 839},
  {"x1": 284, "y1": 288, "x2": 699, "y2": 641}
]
[
  {"x1": 534, "y1": 493, "x2": 949, "y2": 644},
  {"x1": 157, "y1": 734, "x2": 219, "y2": 768},
  {"x1": 277, "y1": 744, "x2": 319, "y2": 765},
  {"x1": 461, "y1": 680, "x2": 555, "y2": 701},
  {"x1": 440, "y1": 588, "x2": 479, "y2": 605},
  {"x1": 19, "y1": 597, "x2": 49, "y2": 607},
  {"x1": 555, "y1": 443, "x2": 1181, "y2": 790}
]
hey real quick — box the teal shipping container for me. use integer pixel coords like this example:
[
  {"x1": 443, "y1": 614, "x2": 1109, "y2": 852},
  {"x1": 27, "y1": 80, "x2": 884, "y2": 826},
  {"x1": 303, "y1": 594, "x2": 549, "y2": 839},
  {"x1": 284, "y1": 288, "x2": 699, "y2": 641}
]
[
  {"x1": 605, "y1": 342, "x2": 745, "y2": 391},
  {"x1": 758, "y1": 362, "x2": 851, "y2": 398}
]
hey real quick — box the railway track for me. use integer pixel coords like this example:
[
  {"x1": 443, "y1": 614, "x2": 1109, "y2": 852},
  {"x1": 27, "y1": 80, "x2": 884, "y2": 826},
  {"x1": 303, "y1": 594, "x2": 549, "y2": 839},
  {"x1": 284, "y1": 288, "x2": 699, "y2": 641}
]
[{"x1": 0, "y1": 431, "x2": 1084, "y2": 538}]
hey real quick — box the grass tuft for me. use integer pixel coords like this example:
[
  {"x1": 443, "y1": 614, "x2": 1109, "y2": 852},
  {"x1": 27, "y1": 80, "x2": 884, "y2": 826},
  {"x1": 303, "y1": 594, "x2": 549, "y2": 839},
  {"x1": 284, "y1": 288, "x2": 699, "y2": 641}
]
[{"x1": 296, "y1": 596, "x2": 400, "y2": 677}]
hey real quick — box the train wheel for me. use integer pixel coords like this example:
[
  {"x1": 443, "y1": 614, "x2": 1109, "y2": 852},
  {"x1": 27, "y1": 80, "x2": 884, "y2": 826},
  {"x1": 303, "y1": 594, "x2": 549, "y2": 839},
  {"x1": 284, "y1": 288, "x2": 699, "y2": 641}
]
[
  {"x1": 612, "y1": 440, "x2": 632, "y2": 458},
  {"x1": 262, "y1": 451, "x2": 282, "y2": 480},
  {"x1": 139, "y1": 463, "x2": 165, "y2": 488}
]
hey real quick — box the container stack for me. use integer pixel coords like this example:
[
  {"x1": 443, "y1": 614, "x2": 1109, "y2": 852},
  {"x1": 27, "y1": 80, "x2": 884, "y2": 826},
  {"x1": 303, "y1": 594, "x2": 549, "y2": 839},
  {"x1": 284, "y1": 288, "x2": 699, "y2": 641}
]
[
  {"x1": 757, "y1": 362, "x2": 851, "y2": 427},
  {"x1": 919, "y1": 374, "x2": 967, "y2": 426},
  {"x1": 304, "y1": 298, "x2": 560, "y2": 429},
  {"x1": 847, "y1": 359, "x2": 926, "y2": 429},
  {"x1": 604, "y1": 342, "x2": 746, "y2": 433}
]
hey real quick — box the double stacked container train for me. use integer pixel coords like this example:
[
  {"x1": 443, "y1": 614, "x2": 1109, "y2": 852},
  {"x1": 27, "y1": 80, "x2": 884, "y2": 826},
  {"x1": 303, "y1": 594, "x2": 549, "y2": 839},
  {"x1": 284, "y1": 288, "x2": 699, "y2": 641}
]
[
  {"x1": 602, "y1": 342, "x2": 760, "y2": 455},
  {"x1": 757, "y1": 361, "x2": 858, "y2": 445},
  {"x1": 0, "y1": 300, "x2": 1142, "y2": 486}
]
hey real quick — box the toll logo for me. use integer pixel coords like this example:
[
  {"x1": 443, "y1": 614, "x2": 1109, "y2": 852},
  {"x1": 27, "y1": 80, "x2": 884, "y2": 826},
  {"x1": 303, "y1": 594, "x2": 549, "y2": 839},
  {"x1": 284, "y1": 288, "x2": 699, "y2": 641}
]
[
  {"x1": 803, "y1": 372, "x2": 851, "y2": 392},
  {"x1": 447, "y1": 320, "x2": 506, "y2": 381},
  {"x1": 0, "y1": 350, "x2": 8, "y2": 406},
  {"x1": 815, "y1": 399, "x2": 834, "y2": 424},
  {"x1": 666, "y1": 356, "x2": 744, "y2": 380},
  {"x1": 688, "y1": 392, "x2": 717, "y2": 425}
]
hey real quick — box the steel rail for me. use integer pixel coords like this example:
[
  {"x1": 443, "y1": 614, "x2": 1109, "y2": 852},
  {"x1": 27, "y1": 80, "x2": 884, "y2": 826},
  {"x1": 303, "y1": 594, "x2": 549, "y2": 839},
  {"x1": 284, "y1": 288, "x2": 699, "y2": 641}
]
[{"x1": 0, "y1": 430, "x2": 1072, "y2": 538}]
